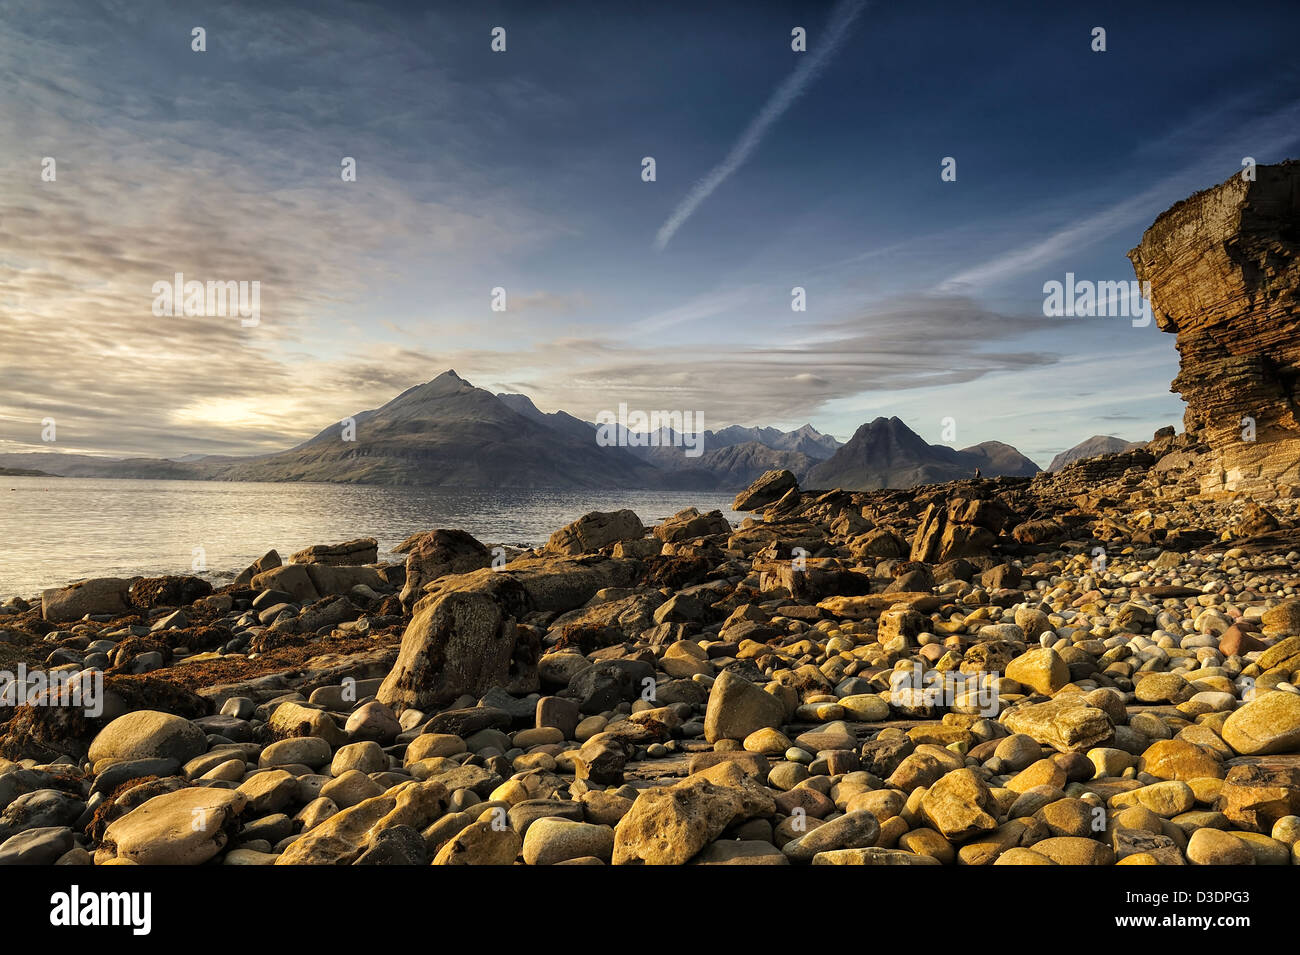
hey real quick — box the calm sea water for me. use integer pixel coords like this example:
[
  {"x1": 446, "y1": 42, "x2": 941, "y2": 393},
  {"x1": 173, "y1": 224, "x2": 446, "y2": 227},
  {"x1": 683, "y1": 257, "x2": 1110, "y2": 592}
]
[{"x1": 0, "y1": 477, "x2": 741, "y2": 599}]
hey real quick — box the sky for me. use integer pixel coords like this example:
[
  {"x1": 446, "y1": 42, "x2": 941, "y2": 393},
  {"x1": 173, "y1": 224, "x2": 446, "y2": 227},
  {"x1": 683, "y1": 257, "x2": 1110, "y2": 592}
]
[{"x1": 3, "y1": 0, "x2": 1300, "y2": 467}]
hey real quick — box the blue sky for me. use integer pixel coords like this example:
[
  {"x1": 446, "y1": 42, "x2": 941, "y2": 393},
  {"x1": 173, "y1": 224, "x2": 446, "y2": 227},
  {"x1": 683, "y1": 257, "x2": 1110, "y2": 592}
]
[{"x1": 3, "y1": 0, "x2": 1300, "y2": 466}]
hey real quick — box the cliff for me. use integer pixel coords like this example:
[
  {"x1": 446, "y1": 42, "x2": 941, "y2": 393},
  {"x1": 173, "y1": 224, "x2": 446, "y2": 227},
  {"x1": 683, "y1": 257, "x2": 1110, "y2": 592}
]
[{"x1": 1129, "y1": 160, "x2": 1300, "y2": 496}]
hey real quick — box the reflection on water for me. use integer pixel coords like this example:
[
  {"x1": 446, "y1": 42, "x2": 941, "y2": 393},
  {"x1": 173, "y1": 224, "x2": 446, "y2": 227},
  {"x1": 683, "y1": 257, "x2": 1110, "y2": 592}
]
[{"x1": 0, "y1": 477, "x2": 741, "y2": 598}]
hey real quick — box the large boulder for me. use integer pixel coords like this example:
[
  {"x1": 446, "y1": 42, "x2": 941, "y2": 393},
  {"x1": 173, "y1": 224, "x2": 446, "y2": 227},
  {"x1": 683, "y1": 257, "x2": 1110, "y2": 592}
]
[
  {"x1": 1221, "y1": 691, "x2": 1300, "y2": 756},
  {"x1": 378, "y1": 574, "x2": 536, "y2": 713},
  {"x1": 276, "y1": 781, "x2": 448, "y2": 865},
  {"x1": 612, "y1": 777, "x2": 750, "y2": 865},
  {"x1": 302, "y1": 564, "x2": 386, "y2": 596},
  {"x1": 563, "y1": 660, "x2": 656, "y2": 714},
  {"x1": 732, "y1": 470, "x2": 798, "y2": 511},
  {"x1": 781, "y1": 810, "x2": 880, "y2": 862},
  {"x1": 703, "y1": 670, "x2": 787, "y2": 743},
  {"x1": 250, "y1": 565, "x2": 320, "y2": 603},
  {"x1": 431, "y1": 817, "x2": 522, "y2": 865},
  {"x1": 267, "y1": 701, "x2": 348, "y2": 748},
  {"x1": 850, "y1": 529, "x2": 908, "y2": 560},
  {"x1": 88, "y1": 711, "x2": 208, "y2": 766},
  {"x1": 920, "y1": 768, "x2": 998, "y2": 841},
  {"x1": 100, "y1": 787, "x2": 246, "y2": 865},
  {"x1": 545, "y1": 510, "x2": 645, "y2": 556},
  {"x1": 1220, "y1": 764, "x2": 1300, "y2": 832},
  {"x1": 910, "y1": 500, "x2": 1003, "y2": 563},
  {"x1": 0, "y1": 827, "x2": 75, "y2": 865},
  {"x1": 379, "y1": 557, "x2": 640, "y2": 713},
  {"x1": 1256, "y1": 634, "x2": 1300, "y2": 669},
  {"x1": 1004, "y1": 648, "x2": 1069, "y2": 697},
  {"x1": 395, "y1": 529, "x2": 492, "y2": 608},
  {"x1": 1001, "y1": 698, "x2": 1114, "y2": 753},
  {"x1": 41, "y1": 578, "x2": 131, "y2": 623},
  {"x1": 654, "y1": 508, "x2": 731, "y2": 543},
  {"x1": 233, "y1": 549, "x2": 281, "y2": 588},
  {"x1": 522, "y1": 818, "x2": 616, "y2": 865},
  {"x1": 1137, "y1": 739, "x2": 1225, "y2": 781}
]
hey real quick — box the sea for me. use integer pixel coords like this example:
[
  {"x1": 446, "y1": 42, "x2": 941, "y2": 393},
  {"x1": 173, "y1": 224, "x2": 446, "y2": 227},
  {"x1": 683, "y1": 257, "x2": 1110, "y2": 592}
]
[{"x1": 0, "y1": 476, "x2": 741, "y2": 599}]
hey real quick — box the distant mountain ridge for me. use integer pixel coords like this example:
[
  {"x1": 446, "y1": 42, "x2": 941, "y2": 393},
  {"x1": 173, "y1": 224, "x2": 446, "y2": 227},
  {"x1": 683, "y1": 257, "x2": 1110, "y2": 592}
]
[
  {"x1": 806, "y1": 416, "x2": 1040, "y2": 490},
  {"x1": 708, "y1": 423, "x2": 840, "y2": 459},
  {"x1": 493, "y1": 392, "x2": 837, "y2": 484},
  {"x1": 1, "y1": 371, "x2": 1058, "y2": 491},
  {"x1": 1047, "y1": 435, "x2": 1143, "y2": 471}
]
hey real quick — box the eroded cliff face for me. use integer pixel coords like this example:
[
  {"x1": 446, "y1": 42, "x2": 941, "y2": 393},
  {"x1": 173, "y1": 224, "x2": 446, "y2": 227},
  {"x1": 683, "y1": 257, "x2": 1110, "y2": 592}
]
[{"x1": 1129, "y1": 160, "x2": 1300, "y2": 496}]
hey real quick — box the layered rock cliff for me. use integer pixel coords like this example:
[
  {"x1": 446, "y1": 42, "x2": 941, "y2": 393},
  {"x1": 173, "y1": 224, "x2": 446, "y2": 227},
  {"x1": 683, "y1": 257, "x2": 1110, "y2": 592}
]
[{"x1": 1129, "y1": 160, "x2": 1300, "y2": 496}]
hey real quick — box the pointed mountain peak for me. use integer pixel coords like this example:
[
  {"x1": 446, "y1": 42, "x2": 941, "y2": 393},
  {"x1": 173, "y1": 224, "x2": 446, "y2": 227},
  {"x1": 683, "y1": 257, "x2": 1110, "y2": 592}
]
[
  {"x1": 857, "y1": 415, "x2": 919, "y2": 437},
  {"x1": 424, "y1": 369, "x2": 475, "y2": 393}
]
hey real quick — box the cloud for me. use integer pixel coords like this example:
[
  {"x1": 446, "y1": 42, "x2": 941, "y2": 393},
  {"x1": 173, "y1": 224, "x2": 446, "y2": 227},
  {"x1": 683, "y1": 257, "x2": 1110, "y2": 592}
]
[
  {"x1": 452, "y1": 294, "x2": 1063, "y2": 433},
  {"x1": 5, "y1": 290, "x2": 1055, "y2": 457},
  {"x1": 507, "y1": 290, "x2": 591, "y2": 315},
  {"x1": 632, "y1": 286, "x2": 758, "y2": 334},
  {"x1": 653, "y1": 0, "x2": 868, "y2": 250},
  {"x1": 0, "y1": 1, "x2": 554, "y2": 458}
]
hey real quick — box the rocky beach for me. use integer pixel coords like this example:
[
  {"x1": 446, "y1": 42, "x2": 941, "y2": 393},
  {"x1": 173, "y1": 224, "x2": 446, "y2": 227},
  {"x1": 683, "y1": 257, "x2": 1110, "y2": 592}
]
[
  {"x1": 3, "y1": 456, "x2": 1300, "y2": 868},
  {"x1": 4, "y1": 164, "x2": 1300, "y2": 869}
]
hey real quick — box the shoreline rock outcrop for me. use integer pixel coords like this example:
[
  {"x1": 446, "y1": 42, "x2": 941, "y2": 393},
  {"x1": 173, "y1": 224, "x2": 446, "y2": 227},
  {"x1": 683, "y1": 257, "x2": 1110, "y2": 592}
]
[{"x1": 1129, "y1": 160, "x2": 1300, "y2": 497}]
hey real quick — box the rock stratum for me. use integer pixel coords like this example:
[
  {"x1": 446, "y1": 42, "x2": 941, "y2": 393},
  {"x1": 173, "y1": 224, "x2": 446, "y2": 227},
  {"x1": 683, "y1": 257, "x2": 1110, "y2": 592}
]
[{"x1": 1129, "y1": 160, "x2": 1300, "y2": 496}]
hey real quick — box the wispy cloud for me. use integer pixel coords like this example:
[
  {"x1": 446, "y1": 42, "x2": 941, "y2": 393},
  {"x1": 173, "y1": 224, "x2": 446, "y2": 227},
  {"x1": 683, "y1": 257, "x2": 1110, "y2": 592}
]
[
  {"x1": 632, "y1": 286, "x2": 757, "y2": 334},
  {"x1": 0, "y1": 1, "x2": 554, "y2": 458},
  {"x1": 937, "y1": 98, "x2": 1300, "y2": 293},
  {"x1": 653, "y1": 0, "x2": 868, "y2": 250}
]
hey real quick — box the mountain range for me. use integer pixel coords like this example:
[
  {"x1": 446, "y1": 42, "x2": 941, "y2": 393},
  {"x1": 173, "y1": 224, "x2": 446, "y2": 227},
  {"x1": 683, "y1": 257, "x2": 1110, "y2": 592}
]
[{"x1": 0, "y1": 371, "x2": 1143, "y2": 491}]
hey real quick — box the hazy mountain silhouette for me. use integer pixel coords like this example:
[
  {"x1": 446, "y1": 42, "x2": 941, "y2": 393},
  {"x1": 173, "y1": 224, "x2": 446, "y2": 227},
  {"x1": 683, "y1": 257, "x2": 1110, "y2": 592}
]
[{"x1": 1047, "y1": 435, "x2": 1143, "y2": 471}]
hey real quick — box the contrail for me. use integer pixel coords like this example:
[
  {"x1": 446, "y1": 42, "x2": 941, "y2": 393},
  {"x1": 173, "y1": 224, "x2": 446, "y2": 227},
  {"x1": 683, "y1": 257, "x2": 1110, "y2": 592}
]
[{"x1": 654, "y1": 0, "x2": 868, "y2": 251}]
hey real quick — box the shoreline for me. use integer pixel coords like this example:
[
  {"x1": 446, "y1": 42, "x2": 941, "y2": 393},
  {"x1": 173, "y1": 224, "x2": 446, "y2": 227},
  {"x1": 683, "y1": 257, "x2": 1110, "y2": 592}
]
[{"x1": 0, "y1": 479, "x2": 742, "y2": 601}]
